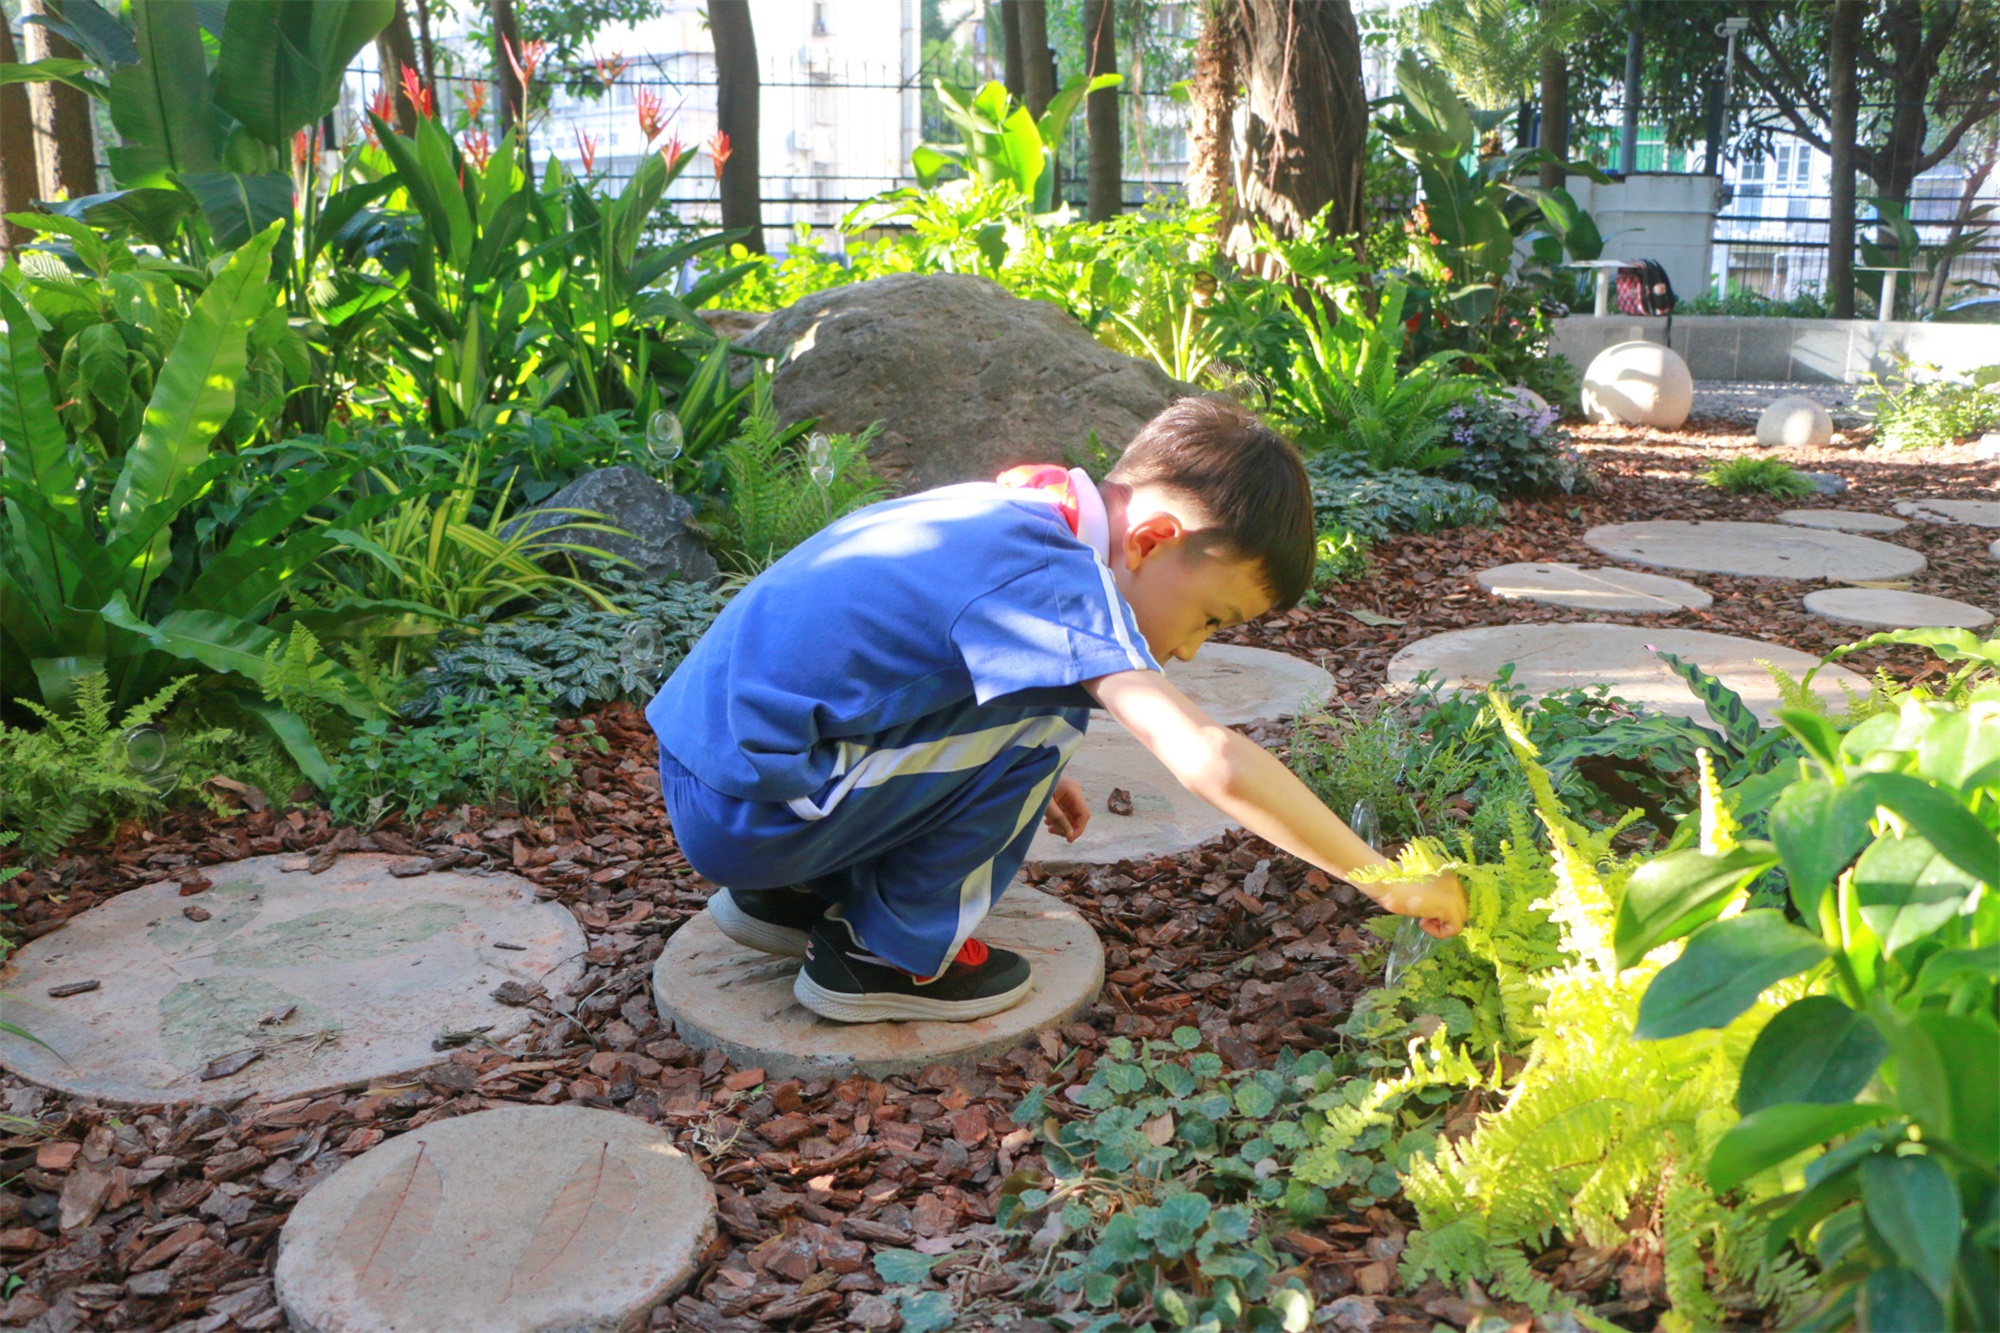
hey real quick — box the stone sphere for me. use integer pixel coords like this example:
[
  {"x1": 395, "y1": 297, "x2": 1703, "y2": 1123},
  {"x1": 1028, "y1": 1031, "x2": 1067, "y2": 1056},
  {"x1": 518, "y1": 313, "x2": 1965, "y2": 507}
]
[
  {"x1": 1580, "y1": 340, "x2": 1694, "y2": 428},
  {"x1": 1756, "y1": 395, "x2": 1834, "y2": 448}
]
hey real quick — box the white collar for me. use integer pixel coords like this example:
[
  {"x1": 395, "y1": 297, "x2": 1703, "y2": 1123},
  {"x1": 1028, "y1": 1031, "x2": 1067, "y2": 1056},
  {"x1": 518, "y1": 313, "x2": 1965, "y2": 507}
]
[{"x1": 1068, "y1": 467, "x2": 1111, "y2": 566}]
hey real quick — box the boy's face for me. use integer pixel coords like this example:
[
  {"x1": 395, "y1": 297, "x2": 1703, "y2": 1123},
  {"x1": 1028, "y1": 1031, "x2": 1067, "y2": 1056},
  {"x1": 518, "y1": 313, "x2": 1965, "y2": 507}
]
[{"x1": 1115, "y1": 513, "x2": 1274, "y2": 664}]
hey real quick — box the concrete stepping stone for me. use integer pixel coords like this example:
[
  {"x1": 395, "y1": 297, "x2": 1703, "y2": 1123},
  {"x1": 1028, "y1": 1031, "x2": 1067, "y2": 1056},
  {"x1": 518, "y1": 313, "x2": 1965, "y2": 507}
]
[
  {"x1": 0, "y1": 855, "x2": 583, "y2": 1106},
  {"x1": 275, "y1": 1105, "x2": 713, "y2": 1333},
  {"x1": 1778, "y1": 508, "x2": 1909, "y2": 534},
  {"x1": 1586, "y1": 520, "x2": 1926, "y2": 581},
  {"x1": 1029, "y1": 728, "x2": 1238, "y2": 866},
  {"x1": 1803, "y1": 588, "x2": 1994, "y2": 631},
  {"x1": 1386, "y1": 624, "x2": 1869, "y2": 725},
  {"x1": 1893, "y1": 498, "x2": 2000, "y2": 528},
  {"x1": 1475, "y1": 562, "x2": 1712, "y2": 613},
  {"x1": 652, "y1": 887, "x2": 1101, "y2": 1081},
  {"x1": 1160, "y1": 643, "x2": 1332, "y2": 725}
]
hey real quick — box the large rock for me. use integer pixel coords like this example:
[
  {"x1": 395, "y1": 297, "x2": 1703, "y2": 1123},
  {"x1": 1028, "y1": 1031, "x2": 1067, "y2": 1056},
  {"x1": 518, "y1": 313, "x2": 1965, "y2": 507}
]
[
  {"x1": 742, "y1": 274, "x2": 1186, "y2": 492},
  {"x1": 505, "y1": 467, "x2": 719, "y2": 585}
]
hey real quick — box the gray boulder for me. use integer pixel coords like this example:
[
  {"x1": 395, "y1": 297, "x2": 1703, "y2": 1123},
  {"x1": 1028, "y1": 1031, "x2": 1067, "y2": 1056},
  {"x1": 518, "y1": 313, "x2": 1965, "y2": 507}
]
[
  {"x1": 504, "y1": 466, "x2": 719, "y2": 586},
  {"x1": 741, "y1": 273, "x2": 1187, "y2": 493}
]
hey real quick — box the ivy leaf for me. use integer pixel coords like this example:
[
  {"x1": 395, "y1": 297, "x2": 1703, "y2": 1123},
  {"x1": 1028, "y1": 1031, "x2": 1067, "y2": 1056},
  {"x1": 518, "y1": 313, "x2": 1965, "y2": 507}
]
[
  {"x1": 871, "y1": 1250, "x2": 939, "y2": 1286},
  {"x1": 895, "y1": 1290, "x2": 957, "y2": 1333},
  {"x1": 1234, "y1": 1082, "x2": 1277, "y2": 1120}
]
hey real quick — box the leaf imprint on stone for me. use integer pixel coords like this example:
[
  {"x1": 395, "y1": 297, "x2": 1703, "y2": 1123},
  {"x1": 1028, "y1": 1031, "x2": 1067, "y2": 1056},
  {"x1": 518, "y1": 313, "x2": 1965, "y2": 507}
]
[
  {"x1": 507, "y1": 1142, "x2": 639, "y2": 1297},
  {"x1": 332, "y1": 1142, "x2": 443, "y2": 1294}
]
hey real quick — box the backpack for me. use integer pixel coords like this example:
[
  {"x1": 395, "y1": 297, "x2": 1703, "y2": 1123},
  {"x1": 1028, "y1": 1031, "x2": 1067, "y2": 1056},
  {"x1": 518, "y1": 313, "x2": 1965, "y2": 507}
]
[{"x1": 1615, "y1": 259, "x2": 1677, "y2": 317}]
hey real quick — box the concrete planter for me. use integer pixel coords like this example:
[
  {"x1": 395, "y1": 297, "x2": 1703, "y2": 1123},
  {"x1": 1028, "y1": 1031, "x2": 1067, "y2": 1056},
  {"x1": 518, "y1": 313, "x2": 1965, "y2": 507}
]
[{"x1": 1551, "y1": 314, "x2": 2000, "y2": 384}]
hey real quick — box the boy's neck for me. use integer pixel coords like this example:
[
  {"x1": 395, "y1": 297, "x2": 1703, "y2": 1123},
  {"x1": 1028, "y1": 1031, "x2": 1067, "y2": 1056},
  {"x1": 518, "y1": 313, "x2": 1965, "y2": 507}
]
[{"x1": 1098, "y1": 480, "x2": 1132, "y2": 562}]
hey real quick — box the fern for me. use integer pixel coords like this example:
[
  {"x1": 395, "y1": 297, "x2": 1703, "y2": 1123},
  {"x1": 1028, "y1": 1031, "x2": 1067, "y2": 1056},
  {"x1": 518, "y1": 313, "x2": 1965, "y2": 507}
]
[{"x1": 704, "y1": 373, "x2": 885, "y2": 574}]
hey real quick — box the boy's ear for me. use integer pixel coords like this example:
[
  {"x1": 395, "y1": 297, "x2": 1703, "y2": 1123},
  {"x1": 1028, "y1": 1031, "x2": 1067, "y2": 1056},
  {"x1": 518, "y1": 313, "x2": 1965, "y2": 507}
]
[{"x1": 1123, "y1": 511, "x2": 1186, "y2": 569}]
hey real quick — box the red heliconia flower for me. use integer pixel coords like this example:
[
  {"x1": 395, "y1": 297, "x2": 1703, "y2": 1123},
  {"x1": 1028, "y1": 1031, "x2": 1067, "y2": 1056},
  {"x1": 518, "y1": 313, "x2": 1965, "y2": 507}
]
[
  {"x1": 592, "y1": 49, "x2": 629, "y2": 88},
  {"x1": 707, "y1": 129, "x2": 731, "y2": 180},
  {"x1": 575, "y1": 129, "x2": 600, "y2": 174},
  {"x1": 505, "y1": 36, "x2": 548, "y2": 91},
  {"x1": 293, "y1": 128, "x2": 311, "y2": 171},
  {"x1": 462, "y1": 128, "x2": 494, "y2": 170},
  {"x1": 369, "y1": 84, "x2": 396, "y2": 126},
  {"x1": 462, "y1": 79, "x2": 488, "y2": 123},
  {"x1": 636, "y1": 88, "x2": 666, "y2": 144},
  {"x1": 400, "y1": 64, "x2": 435, "y2": 119},
  {"x1": 658, "y1": 133, "x2": 685, "y2": 168}
]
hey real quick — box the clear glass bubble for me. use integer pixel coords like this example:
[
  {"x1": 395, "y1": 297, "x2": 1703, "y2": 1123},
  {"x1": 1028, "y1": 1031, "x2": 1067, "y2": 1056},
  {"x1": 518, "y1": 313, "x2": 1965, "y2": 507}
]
[
  {"x1": 806, "y1": 431, "x2": 834, "y2": 488},
  {"x1": 644, "y1": 409, "x2": 685, "y2": 490},
  {"x1": 123, "y1": 725, "x2": 168, "y2": 773},
  {"x1": 619, "y1": 618, "x2": 666, "y2": 692},
  {"x1": 1347, "y1": 798, "x2": 1380, "y2": 848}
]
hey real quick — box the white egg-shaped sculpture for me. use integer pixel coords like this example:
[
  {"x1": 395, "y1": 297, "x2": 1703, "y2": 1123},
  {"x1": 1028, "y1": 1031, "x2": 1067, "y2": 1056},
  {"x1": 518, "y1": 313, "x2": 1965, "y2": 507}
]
[
  {"x1": 1580, "y1": 340, "x2": 1694, "y2": 428},
  {"x1": 1756, "y1": 395, "x2": 1834, "y2": 448}
]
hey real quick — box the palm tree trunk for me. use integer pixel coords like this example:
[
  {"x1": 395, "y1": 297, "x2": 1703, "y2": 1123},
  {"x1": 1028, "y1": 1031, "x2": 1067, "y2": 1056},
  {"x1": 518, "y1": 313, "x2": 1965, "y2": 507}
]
[
  {"x1": 1232, "y1": 0, "x2": 1368, "y2": 242},
  {"x1": 1020, "y1": 1, "x2": 1055, "y2": 118},
  {"x1": 1187, "y1": 0, "x2": 1238, "y2": 232},
  {"x1": 1000, "y1": 0, "x2": 1026, "y2": 102},
  {"x1": 1084, "y1": 0, "x2": 1121, "y2": 221},
  {"x1": 1536, "y1": 20, "x2": 1569, "y2": 190},
  {"x1": 22, "y1": 0, "x2": 96, "y2": 199},
  {"x1": 711, "y1": 0, "x2": 765, "y2": 252},
  {"x1": 1, "y1": 16, "x2": 40, "y2": 254}
]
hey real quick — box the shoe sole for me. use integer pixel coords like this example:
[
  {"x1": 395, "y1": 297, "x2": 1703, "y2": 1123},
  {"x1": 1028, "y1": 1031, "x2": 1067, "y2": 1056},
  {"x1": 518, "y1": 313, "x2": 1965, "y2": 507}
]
[
  {"x1": 792, "y1": 970, "x2": 1033, "y2": 1023},
  {"x1": 707, "y1": 888, "x2": 811, "y2": 958}
]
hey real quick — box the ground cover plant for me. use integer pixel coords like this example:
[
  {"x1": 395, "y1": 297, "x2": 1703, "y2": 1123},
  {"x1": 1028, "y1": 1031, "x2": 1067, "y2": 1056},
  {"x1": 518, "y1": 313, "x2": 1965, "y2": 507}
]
[
  {"x1": 1860, "y1": 360, "x2": 2000, "y2": 450},
  {"x1": 1702, "y1": 454, "x2": 1821, "y2": 498}
]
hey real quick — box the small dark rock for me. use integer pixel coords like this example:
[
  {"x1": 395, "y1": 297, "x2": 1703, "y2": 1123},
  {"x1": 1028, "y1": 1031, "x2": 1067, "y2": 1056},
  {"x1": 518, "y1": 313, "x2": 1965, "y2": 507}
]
[{"x1": 502, "y1": 466, "x2": 720, "y2": 587}]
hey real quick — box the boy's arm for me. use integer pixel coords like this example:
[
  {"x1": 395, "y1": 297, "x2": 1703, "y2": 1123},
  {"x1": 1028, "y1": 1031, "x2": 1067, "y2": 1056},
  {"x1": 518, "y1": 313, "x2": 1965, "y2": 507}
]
[{"x1": 1084, "y1": 668, "x2": 1466, "y2": 937}]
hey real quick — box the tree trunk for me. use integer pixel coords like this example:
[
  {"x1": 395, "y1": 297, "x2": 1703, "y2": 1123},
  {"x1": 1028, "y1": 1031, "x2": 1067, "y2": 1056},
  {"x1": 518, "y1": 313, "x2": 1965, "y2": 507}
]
[
  {"x1": 1536, "y1": 31, "x2": 1568, "y2": 189},
  {"x1": 1187, "y1": 0, "x2": 1238, "y2": 232},
  {"x1": 412, "y1": 0, "x2": 439, "y2": 95},
  {"x1": 376, "y1": 0, "x2": 423, "y2": 135},
  {"x1": 711, "y1": 0, "x2": 765, "y2": 253},
  {"x1": 1084, "y1": 0, "x2": 1121, "y2": 221},
  {"x1": 1020, "y1": 0, "x2": 1055, "y2": 118},
  {"x1": 490, "y1": 0, "x2": 524, "y2": 129},
  {"x1": 1232, "y1": 0, "x2": 1368, "y2": 243},
  {"x1": 1, "y1": 15, "x2": 39, "y2": 254},
  {"x1": 22, "y1": 0, "x2": 96, "y2": 200},
  {"x1": 1000, "y1": 0, "x2": 1025, "y2": 102},
  {"x1": 1617, "y1": 0, "x2": 1643, "y2": 176},
  {"x1": 1828, "y1": 0, "x2": 1861, "y2": 318},
  {"x1": 1924, "y1": 133, "x2": 1997, "y2": 314}
]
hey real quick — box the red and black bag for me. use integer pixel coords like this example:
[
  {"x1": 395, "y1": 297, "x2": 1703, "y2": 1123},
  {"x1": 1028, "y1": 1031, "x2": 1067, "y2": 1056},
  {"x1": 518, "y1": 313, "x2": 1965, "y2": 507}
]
[{"x1": 1614, "y1": 259, "x2": 1677, "y2": 317}]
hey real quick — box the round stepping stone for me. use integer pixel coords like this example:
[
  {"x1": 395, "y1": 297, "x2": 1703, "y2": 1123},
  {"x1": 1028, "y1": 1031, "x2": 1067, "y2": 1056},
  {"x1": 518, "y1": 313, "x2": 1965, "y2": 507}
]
[
  {"x1": 1475, "y1": 562, "x2": 1712, "y2": 613},
  {"x1": 1029, "y1": 727, "x2": 1238, "y2": 865},
  {"x1": 1893, "y1": 498, "x2": 2000, "y2": 529},
  {"x1": 1803, "y1": 588, "x2": 1993, "y2": 631},
  {"x1": 652, "y1": 887, "x2": 1101, "y2": 1081},
  {"x1": 1386, "y1": 624, "x2": 1869, "y2": 725},
  {"x1": 275, "y1": 1105, "x2": 713, "y2": 1333},
  {"x1": 1778, "y1": 508, "x2": 1908, "y2": 534},
  {"x1": 1586, "y1": 520, "x2": 1926, "y2": 581},
  {"x1": 1157, "y1": 643, "x2": 1333, "y2": 726},
  {"x1": 0, "y1": 855, "x2": 583, "y2": 1106},
  {"x1": 1757, "y1": 395, "x2": 1834, "y2": 448},
  {"x1": 1582, "y1": 341, "x2": 1693, "y2": 428}
]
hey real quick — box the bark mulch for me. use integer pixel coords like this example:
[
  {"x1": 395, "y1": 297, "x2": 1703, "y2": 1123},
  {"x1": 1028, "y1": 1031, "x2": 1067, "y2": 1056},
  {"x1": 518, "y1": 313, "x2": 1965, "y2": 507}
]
[{"x1": 0, "y1": 431, "x2": 1992, "y2": 1333}]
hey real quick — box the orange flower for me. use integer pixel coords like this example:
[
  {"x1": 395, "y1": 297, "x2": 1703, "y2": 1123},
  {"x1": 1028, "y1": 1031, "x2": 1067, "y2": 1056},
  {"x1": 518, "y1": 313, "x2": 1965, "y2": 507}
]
[
  {"x1": 462, "y1": 128, "x2": 494, "y2": 169},
  {"x1": 707, "y1": 129, "x2": 731, "y2": 179},
  {"x1": 400, "y1": 64, "x2": 434, "y2": 119},
  {"x1": 659, "y1": 133, "x2": 685, "y2": 168},
  {"x1": 505, "y1": 36, "x2": 547, "y2": 91},
  {"x1": 369, "y1": 85, "x2": 396, "y2": 126},
  {"x1": 462, "y1": 79, "x2": 488, "y2": 123},
  {"x1": 636, "y1": 88, "x2": 666, "y2": 143},
  {"x1": 575, "y1": 129, "x2": 600, "y2": 174},
  {"x1": 592, "y1": 49, "x2": 629, "y2": 87}
]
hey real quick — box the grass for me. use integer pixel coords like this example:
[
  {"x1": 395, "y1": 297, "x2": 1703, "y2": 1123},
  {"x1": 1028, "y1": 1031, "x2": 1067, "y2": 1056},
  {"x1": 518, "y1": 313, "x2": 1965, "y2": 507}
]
[{"x1": 1699, "y1": 455, "x2": 1818, "y2": 498}]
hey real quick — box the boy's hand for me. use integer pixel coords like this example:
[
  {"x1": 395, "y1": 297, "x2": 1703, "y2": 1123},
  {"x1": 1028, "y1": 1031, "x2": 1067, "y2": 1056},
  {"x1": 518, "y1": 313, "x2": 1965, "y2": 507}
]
[
  {"x1": 1369, "y1": 870, "x2": 1467, "y2": 939},
  {"x1": 1043, "y1": 777, "x2": 1091, "y2": 842}
]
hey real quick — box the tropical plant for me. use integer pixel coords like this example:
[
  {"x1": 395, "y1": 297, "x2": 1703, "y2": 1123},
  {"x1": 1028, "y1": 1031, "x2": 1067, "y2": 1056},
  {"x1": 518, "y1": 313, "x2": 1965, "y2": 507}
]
[
  {"x1": 1859, "y1": 358, "x2": 2000, "y2": 450},
  {"x1": 911, "y1": 75, "x2": 1120, "y2": 214},
  {"x1": 1267, "y1": 280, "x2": 1490, "y2": 469},
  {"x1": 1305, "y1": 451, "x2": 1499, "y2": 540},
  {"x1": 1, "y1": 227, "x2": 385, "y2": 783},
  {"x1": 1441, "y1": 392, "x2": 1594, "y2": 496},
  {"x1": 1618, "y1": 651, "x2": 1998, "y2": 1330},
  {"x1": 1701, "y1": 455, "x2": 1820, "y2": 498},
  {"x1": 698, "y1": 377, "x2": 884, "y2": 576}
]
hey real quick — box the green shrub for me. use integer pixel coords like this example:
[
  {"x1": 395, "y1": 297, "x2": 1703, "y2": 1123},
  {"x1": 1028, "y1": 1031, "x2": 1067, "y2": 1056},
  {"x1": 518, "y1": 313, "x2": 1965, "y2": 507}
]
[
  {"x1": 1684, "y1": 282, "x2": 1837, "y2": 319},
  {"x1": 325, "y1": 683, "x2": 604, "y2": 824},
  {"x1": 1441, "y1": 392, "x2": 1595, "y2": 496},
  {"x1": 1861, "y1": 360, "x2": 2000, "y2": 449},
  {"x1": 1701, "y1": 455, "x2": 1818, "y2": 497},
  {"x1": 1306, "y1": 453, "x2": 1499, "y2": 541},
  {"x1": 409, "y1": 568, "x2": 726, "y2": 717}
]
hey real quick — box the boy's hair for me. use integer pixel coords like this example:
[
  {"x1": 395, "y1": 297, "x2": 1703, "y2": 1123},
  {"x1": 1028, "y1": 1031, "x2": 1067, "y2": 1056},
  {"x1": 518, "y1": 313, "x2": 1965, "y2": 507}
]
[{"x1": 1107, "y1": 396, "x2": 1315, "y2": 610}]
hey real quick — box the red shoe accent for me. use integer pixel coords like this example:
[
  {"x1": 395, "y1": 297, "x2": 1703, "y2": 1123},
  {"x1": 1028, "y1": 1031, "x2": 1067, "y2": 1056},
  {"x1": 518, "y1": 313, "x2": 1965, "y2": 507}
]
[{"x1": 904, "y1": 937, "x2": 989, "y2": 982}]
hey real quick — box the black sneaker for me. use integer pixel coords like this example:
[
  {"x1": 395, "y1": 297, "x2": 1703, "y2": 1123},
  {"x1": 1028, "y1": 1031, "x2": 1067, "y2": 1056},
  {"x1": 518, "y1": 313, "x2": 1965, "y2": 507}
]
[
  {"x1": 794, "y1": 914, "x2": 1032, "y2": 1023},
  {"x1": 707, "y1": 886, "x2": 824, "y2": 958}
]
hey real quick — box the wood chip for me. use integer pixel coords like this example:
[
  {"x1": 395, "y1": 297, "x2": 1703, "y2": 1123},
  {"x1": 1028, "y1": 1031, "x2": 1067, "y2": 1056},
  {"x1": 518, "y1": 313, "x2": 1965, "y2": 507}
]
[
  {"x1": 1106, "y1": 787, "x2": 1134, "y2": 816},
  {"x1": 46, "y1": 980, "x2": 100, "y2": 998},
  {"x1": 200, "y1": 1049, "x2": 263, "y2": 1080}
]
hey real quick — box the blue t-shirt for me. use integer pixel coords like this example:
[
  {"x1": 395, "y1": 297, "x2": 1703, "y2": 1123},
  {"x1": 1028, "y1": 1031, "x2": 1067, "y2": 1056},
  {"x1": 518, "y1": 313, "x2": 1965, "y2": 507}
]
[{"x1": 647, "y1": 480, "x2": 1162, "y2": 804}]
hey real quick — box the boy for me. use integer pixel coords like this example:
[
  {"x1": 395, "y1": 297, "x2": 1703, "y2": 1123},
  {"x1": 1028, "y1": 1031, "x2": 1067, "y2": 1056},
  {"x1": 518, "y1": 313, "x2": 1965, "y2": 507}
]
[{"x1": 647, "y1": 397, "x2": 1465, "y2": 1024}]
